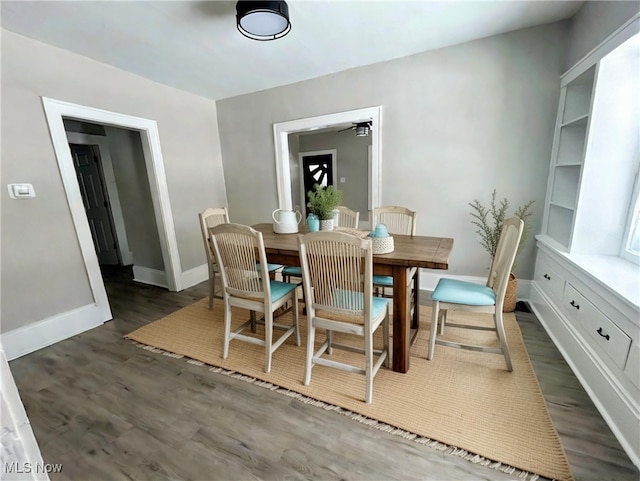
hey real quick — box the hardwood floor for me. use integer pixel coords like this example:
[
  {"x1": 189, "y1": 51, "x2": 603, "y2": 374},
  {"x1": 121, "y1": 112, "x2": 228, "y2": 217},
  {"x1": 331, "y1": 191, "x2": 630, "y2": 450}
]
[{"x1": 8, "y1": 266, "x2": 639, "y2": 481}]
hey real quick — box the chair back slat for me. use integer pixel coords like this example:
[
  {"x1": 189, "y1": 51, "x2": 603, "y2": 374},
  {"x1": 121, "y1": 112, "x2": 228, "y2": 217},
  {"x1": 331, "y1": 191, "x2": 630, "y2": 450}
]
[
  {"x1": 336, "y1": 206, "x2": 360, "y2": 229},
  {"x1": 487, "y1": 217, "x2": 524, "y2": 307},
  {"x1": 209, "y1": 224, "x2": 268, "y2": 300},
  {"x1": 199, "y1": 207, "x2": 229, "y2": 261},
  {"x1": 299, "y1": 232, "x2": 373, "y2": 324},
  {"x1": 373, "y1": 206, "x2": 416, "y2": 235}
]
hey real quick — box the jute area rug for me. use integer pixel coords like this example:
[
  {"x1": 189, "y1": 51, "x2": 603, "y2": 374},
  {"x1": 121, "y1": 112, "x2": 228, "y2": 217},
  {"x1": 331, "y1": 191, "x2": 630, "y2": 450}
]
[{"x1": 125, "y1": 298, "x2": 572, "y2": 481}]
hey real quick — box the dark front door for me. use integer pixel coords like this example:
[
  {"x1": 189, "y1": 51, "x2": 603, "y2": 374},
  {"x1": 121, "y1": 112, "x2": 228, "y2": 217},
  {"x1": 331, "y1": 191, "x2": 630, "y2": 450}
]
[{"x1": 301, "y1": 153, "x2": 334, "y2": 213}]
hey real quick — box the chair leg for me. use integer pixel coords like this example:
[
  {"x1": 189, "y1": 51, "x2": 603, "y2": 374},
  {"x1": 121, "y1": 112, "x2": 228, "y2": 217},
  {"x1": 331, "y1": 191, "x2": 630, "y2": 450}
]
[
  {"x1": 427, "y1": 301, "x2": 439, "y2": 360},
  {"x1": 365, "y1": 328, "x2": 374, "y2": 404},
  {"x1": 292, "y1": 291, "x2": 301, "y2": 346},
  {"x1": 439, "y1": 310, "x2": 446, "y2": 335},
  {"x1": 383, "y1": 312, "x2": 390, "y2": 368},
  {"x1": 265, "y1": 311, "x2": 274, "y2": 373},
  {"x1": 494, "y1": 312, "x2": 513, "y2": 372},
  {"x1": 327, "y1": 330, "x2": 333, "y2": 355},
  {"x1": 222, "y1": 302, "x2": 232, "y2": 359},
  {"x1": 208, "y1": 272, "x2": 215, "y2": 310},
  {"x1": 304, "y1": 323, "x2": 315, "y2": 386}
]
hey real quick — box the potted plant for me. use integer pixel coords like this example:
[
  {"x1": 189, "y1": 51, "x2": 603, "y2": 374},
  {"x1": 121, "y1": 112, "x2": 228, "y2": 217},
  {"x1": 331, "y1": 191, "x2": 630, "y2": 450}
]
[
  {"x1": 469, "y1": 189, "x2": 534, "y2": 312},
  {"x1": 307, "y1": 184, "x2": 343, "y2": 230}
]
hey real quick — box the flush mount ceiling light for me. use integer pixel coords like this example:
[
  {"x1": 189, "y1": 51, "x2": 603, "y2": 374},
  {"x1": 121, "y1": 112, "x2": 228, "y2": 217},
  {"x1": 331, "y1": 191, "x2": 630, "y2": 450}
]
[{"x1": 236, "y1": 1, "x2": 291, "y2": 41}]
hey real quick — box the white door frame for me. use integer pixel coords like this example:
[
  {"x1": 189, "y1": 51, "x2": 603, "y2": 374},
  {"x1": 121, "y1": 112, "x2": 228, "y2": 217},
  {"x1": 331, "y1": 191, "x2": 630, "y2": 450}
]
[
  {"x1": 274, "y1": 106, "x2": 382, "y2": 211},
  {"x1": 298, "y1": 149, "x2": 337, "y2": 217},
  {"x1": 42, "y1": 98, "x2": 182, "y2": 314}
]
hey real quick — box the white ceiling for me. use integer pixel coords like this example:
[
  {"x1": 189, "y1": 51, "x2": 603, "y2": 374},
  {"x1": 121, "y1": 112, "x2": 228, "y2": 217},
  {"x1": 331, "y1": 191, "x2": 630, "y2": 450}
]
[{"x1": 1, "y1": 1, "x2": 584, "y2": 101}]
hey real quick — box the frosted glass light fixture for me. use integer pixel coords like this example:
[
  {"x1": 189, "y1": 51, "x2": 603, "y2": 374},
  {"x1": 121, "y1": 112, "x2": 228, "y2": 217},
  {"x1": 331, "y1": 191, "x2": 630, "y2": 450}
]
[{"x1": 236, "y1": 1, "x2": 291, "y2": 41}]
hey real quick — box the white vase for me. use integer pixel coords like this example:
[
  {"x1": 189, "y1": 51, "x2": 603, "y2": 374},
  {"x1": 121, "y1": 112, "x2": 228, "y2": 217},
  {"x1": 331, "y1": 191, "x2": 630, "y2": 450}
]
[{"x1": 320, "y1": 219, "x2": 334, "y2": 231}]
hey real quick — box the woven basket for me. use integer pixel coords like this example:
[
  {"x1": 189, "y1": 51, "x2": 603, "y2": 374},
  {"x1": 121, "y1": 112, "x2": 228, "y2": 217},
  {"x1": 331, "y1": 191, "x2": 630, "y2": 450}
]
[
  {"x1": 503, "y1": 273, "x2": 517, "y2": 312},
  {"x1": 371, "y1": 236, "x2": 394, "y2": 254}
]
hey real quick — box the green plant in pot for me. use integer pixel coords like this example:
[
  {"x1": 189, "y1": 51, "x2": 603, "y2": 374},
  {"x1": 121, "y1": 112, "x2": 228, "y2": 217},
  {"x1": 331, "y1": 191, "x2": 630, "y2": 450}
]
[
  {"x1": 307, "y1": 184, "x2": 343, "y2": 230},
  {"x1": 469, "y1": 189, "x2": 534, "y2": 313}
]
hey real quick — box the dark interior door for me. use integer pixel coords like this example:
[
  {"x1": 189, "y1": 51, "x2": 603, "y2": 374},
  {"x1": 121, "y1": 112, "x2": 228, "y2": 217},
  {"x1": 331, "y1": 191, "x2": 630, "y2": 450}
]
[{"x1": 70, "y1": 143, "x2": 120, "y2": 265}]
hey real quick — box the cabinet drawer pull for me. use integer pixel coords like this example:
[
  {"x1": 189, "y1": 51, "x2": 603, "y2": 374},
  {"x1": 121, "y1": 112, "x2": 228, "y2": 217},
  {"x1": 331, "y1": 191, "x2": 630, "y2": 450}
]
[
  {"x1": 570, "y1": 300, "x2": 580, "y2": 310},
  {"x1": 543, "y1": 274, "x2": 551, "y2": 280},
  {"x1": 597, "y1": 327, "x2": 610, "y2": 341}
]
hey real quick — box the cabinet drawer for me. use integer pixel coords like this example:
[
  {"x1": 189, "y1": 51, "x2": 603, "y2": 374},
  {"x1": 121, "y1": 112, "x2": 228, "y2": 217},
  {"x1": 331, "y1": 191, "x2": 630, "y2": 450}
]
[
  {"x1": 534, "y1": 253, "x2": 565, "y2": 303},
  {"x1": 562, "y1": 284, "x2": 632, "y2": 369}
]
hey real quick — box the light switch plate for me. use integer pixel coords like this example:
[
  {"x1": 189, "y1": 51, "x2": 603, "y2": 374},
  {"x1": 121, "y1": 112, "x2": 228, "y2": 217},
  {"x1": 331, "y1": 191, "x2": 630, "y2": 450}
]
[{"x1": 7, "y1": 183, "x2": 36, "y2": 199}]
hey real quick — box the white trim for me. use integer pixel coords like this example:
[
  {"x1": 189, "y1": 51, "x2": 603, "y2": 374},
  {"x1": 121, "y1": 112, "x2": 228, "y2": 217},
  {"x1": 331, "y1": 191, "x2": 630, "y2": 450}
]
[
  {"x1": 562, "y1": 15, "x2": 640, "y2": 84},
  {"x1": 0, "y1": 346, "x2": 49, "y2": 480},
  {"x1": 274, "y1": 106, "x2": 382, "y2": 211},
  {"x1": 181, "y1": 263, "x2": 209, "y2": 290},
  {"x1": 298, "y1": 149, "x2": 337, "y2": 217},
  {"x1": 1, "y1": 304, "x2": 105, "y2": 361},
  {"x1": 42, "y1": 97, "x2": 182, "y2": 293},
  {"x1": 65, "y1": 132, "x2": 135, "y2": 266},
  {"x1": 132, "y1": 266, "x2": 168, "y2": 288}
]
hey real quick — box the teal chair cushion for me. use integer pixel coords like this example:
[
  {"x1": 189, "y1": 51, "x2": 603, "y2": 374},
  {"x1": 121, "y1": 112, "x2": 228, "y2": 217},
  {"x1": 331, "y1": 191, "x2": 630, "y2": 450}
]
[
  {"x1": 282, "y1": 266, "x2": 302, "y2": 277},
  {"x1": 333, "y1": 290, "x2": 389, "y2": 319},
  {"x1": 431, "y1": 278, "x2": 496, "y2": 306},
  {"x1": 256, "y1": 263, "x2": 283, "y2": 272},
  {"x1": 372, "y1": 275, "x2": 393, "y2": 287},
  {"x1": 269, "y1": 280, "x2": 297, "y2": 302}
]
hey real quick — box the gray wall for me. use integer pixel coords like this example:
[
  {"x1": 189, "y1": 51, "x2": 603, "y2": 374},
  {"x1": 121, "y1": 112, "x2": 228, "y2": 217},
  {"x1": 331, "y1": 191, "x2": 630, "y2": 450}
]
[
  {"x1": 298, "y1": 131, "x2": 371, "y2": 223},
  {"x1": 1, "y1": 29, "x2": 226, "y2": 333},
  {"x1": 217, "y1": 22, "x2": 568, "y2": 279},
  {"x1": 105, "y1": 127, "x2": 164, "y2": 270},
  {"x1": 564, "y1": 1, "x2": 640, "y2": 71}
]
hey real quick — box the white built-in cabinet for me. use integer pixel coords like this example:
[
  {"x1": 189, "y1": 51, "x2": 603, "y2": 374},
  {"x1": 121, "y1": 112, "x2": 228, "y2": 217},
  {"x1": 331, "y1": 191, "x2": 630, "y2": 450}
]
[
  {"x1": 543, "y1": 66, "x2": 595, "y2": 249},
  {"x1": 531, "y1": 16, "x2": 640, "y2": 469}
]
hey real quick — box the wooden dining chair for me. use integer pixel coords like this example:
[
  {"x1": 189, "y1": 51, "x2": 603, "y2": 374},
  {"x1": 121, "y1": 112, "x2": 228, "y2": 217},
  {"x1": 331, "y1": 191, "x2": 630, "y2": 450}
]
[
  {"x1": 427, "y1": 216, "x2": 524, "y2": 371},
  {"x1": 371, "y1": 206, "x2": 418, "y2": 303},
  {"x1": 199, "y1": 207, "x2": 230, "y2": 309},
  {"x1": 298, "y1": 231, "x2": 389, "y2": 404},
  {"x1": 208, "y1": 223, "x2": 300, "y2": 373},
  {"x1": 336, "y1": 205, "x2": 360, "y2": 229}
]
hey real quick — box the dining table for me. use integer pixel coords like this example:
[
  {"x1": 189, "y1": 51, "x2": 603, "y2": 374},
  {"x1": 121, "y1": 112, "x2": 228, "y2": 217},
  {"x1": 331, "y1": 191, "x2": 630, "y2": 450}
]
[{"x1": 252, "y1": 223, "x2": 454, "y2": 373}]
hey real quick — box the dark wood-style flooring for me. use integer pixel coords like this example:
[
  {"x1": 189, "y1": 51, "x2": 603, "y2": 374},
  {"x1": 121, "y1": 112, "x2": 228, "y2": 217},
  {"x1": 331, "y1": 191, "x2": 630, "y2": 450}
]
[{"x1": 8, "y1": 266, "x2": 639, "y2": 480}]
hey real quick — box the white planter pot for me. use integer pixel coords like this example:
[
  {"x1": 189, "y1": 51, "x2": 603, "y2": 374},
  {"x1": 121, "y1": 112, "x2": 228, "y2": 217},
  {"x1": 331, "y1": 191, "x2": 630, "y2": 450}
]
[{"x1": 320, "y1": 219, "x2": 334, "y2": 231}]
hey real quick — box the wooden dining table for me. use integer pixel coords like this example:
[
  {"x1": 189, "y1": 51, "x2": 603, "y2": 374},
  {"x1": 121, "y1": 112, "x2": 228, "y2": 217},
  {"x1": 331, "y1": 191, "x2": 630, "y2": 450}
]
[{"x1": 252, "y1": 223, "x2": 454, "y2": 373}]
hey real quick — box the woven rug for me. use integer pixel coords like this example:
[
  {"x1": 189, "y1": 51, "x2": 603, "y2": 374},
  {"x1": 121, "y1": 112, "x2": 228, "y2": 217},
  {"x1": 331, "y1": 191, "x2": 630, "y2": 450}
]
[{"x1": 125, "y1": 298, "x2": 573, "y2": 481}]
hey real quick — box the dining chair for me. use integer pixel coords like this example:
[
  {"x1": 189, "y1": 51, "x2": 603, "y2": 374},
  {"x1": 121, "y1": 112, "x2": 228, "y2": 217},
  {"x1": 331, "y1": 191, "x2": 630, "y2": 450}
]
[
  {"x1": 371, "y1": 206, "x2": 418, "y2": 304},
  {"x1": 208, "y1": 223, "x2": 301, "y2": 373},
  {"x1": 336, "y1": 205, "x2": 360, "y2": 229},
  {"x1": 199, "y1": 207, "x2": 230, "y2": 309},
  {"x1": 298, "y1": 231, "x2": 389, "y2": 404},
  {"x1": 199, "y1": 207, "x2": 283, "y2": 310},
  {"x1": 427, "y1": 216, "x2": 524, "y2": 371}
]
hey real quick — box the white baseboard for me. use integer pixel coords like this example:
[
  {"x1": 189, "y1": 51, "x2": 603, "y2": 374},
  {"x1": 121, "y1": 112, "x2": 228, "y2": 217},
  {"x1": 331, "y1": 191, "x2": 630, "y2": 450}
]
[
  {"x1": 132, "y1": 266, "x2": 168, "y2": 289},
  {"x1": 1, "y1": 303, "x2": 110, "y2": 361},
  {"x1": 181, "y1": 263, "x2": 209, "y2": 290}
]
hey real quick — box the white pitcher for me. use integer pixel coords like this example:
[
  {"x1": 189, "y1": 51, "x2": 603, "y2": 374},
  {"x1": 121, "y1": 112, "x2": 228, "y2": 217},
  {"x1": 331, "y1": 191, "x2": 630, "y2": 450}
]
[{"x1": 272, "y1": 209, "x2": 302, "y2": 234}]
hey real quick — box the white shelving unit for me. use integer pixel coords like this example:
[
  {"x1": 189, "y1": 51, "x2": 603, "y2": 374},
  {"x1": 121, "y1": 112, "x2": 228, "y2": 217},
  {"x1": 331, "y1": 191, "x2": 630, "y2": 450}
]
[{"x1": 542, "y1": 66, "x2": 596, "y2": 250}]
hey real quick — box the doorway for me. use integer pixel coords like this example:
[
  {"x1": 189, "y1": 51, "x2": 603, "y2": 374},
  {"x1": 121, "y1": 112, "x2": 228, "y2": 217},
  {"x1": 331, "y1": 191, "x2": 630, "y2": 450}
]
[
  {"x1": 42, "y1": 97, "x2": 183, "y2": 326},
  {"x1": 273, "y1": 106, "x2": 382, "y2": 216}
]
